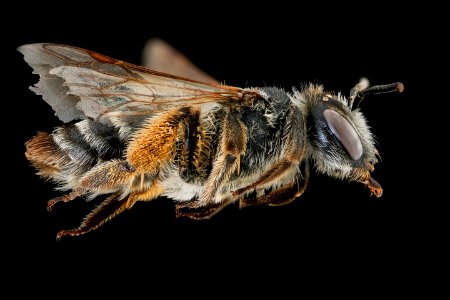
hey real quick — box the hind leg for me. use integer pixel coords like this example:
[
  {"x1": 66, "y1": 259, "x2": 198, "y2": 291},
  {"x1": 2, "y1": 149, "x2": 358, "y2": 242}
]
[
  {"x1": 47, "y1": 159, "x2": 138, "y2": 211},
  {"x1": 47, "y1": 107, "x2": 197, "y2": 209},
  {"x1": 56, "y1": 192, "x2": 132, "y2": 239},
  {"x1": 56, "y1": 184, "x2": 164, "y2": 239}
]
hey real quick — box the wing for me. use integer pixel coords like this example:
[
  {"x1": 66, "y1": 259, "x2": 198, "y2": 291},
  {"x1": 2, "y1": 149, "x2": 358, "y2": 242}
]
[
  {"x1": 18, "y1": 43, "x2": 260, "y2": 124},
  {"x1": 142, "y1": 38, "x2": 218, "y2": 85}
]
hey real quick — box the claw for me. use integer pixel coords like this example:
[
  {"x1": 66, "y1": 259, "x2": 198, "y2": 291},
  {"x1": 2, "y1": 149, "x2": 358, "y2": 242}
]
[
  {"x1": 56, "y1": 230, "x2": 68, "y2": 241},
  {"x1": 47, "y1": 190, "x2": 81, "y2": 212},
  {"x1": 56, "y1": 229, "x2": 81, "y2": 240}
]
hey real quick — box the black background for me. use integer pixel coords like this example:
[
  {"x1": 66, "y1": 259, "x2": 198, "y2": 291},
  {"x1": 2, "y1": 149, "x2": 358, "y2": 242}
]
[{"x1": 4, "y1": 2, "x2": 442, "y2": 294}]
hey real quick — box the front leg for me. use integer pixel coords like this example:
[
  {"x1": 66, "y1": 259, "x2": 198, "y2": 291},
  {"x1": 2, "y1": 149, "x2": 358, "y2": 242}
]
[
  {"x1": 232, "y1": 158, "x2": 297, "y2": 197},
  {"x1": 176, "y1": 197, "x2": 234, "y2": 220},
  {"x1": 240, "y1": 161, "x2": 310, "y2": 207},
  {"x1": 177, "y1": 162, "x2": 309, "y2": 218}
]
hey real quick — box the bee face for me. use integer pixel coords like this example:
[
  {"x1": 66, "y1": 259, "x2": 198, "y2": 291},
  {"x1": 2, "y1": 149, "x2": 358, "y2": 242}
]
[{"x1": 300, "y1": 88, "x2": 378, "y2": 183}]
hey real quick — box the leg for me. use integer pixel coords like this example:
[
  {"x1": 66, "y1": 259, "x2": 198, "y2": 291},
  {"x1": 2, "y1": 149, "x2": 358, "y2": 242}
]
[
  {"x1": 56, "y1": 192, "x2": 133, "y2": 240},
  {"x1": 176, "y1": 197, "x2": 234, "y2": 220},
  {"x1": 47, "y1": 159, "x2": 137, "y2": 211},
  {"x1": 44, "y1": 106, "x2": 197, "y2": 212},
  {"x1": 232, "y1": 158, "x2": 297, "y2": 197},
  {"x1": 178, "y1": 111, "x2": 200, "y2": 181},
  {"x1": 50, "y1": 107, "x2": 198, "y2": 237},
  {"x1": 189, "y1": 112, "x2": 247, "y2": 208},
  {"x1": 47, "y1": 190, "x2": 82, "y2": 212},
  {"x1": 52, "y1": 106, "x2": 195, "y2": 210},
  {"x1": 240, "y1": 161, "x2": 310, "y2": 207},
  {"x1": 56, "y1": 183, "x2": 164, "y2": 239},
  {"x1": 126, "y1": 106, "x2": 199, "y2": 174}
]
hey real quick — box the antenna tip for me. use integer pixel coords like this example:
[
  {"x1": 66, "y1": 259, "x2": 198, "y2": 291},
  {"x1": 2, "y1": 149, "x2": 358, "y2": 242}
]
[{"x1": 396, "y1": 82, "x2": 405, "y2": 93}]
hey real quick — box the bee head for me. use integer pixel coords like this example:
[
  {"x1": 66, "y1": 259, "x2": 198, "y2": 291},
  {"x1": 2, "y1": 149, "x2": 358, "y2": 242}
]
[{"x1": 294, "y1": 79, "x2": 403, "y2": 196}]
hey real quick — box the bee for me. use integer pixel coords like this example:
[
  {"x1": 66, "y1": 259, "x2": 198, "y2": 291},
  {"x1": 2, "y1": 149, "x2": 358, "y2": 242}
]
[{"x1": 19, "y1": 42, "x2": 404, "y2": 239}]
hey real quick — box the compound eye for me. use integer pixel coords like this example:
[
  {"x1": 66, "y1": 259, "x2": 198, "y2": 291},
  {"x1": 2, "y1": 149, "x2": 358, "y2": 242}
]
[{"x1": 323, "y1": 109, "x2": 363, "y2": 160}]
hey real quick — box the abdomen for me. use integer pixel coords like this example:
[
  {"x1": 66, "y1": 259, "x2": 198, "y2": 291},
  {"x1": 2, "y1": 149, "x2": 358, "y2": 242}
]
[{"x1": 26, "y1": 119, "x2": 126, "y2": 189}]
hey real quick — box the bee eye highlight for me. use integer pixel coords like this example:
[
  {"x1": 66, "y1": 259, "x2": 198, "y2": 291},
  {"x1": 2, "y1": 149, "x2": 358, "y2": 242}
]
[{"x1": 323, "y1": 109, "x2": 363, "y2": 160}]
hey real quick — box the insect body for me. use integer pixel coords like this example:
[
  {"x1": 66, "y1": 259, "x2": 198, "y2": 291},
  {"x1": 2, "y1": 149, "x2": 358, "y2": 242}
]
[{"x1": 19, "y1": 43, "x2": 403, "y2": 239}]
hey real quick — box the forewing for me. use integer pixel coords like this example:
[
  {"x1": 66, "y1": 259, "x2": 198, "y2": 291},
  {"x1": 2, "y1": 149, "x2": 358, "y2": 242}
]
[{"x1": 18, "y1": 43, "x2": 258, "y2": 124}]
